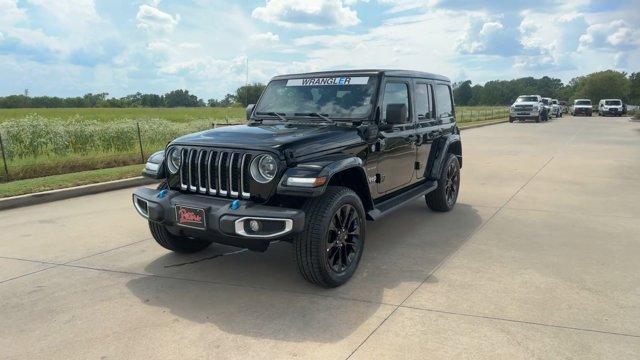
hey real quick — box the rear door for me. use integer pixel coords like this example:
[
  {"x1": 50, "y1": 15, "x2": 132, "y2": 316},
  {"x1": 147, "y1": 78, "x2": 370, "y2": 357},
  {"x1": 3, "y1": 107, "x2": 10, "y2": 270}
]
[
  {"x1": 413, "y1": 81, "x2": 439, "y2": 180},
  {"x1": 376, "y1": 78, "x2": 417, "y2": 194}
]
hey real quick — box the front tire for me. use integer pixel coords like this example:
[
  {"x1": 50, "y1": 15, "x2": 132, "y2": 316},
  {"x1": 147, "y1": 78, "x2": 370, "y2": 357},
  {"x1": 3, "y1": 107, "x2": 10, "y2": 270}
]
[
  {"x1": 426, "y1": 153, "x2": 461, "y2": 212},
  {"x1": 149, "y1": 222, "x2": 212, "y2": 253},
  {"x1": 294, "y1": 186, "x2": 365, "y2": 288}
]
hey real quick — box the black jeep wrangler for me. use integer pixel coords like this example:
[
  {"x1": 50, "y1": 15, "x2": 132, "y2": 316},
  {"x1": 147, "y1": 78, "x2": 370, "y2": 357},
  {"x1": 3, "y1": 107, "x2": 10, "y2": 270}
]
[{"x1": 133, "y1": 70, "x2": 462, "y2": 287}]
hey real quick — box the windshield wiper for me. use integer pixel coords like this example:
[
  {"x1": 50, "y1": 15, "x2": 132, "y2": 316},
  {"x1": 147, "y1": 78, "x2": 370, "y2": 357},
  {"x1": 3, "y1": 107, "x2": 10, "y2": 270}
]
[
  {"x1": 294, "y1": 112, "x2": 334, "y2": 123},
  {"x1": 256, "y1": 111, "x2": 288, "y2": 122}
]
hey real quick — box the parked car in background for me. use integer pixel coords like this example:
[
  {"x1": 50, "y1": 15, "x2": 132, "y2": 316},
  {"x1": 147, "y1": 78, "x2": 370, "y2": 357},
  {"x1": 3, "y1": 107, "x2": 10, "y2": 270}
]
[
  {"x1": 551, "y1": 99, "x2": 562, "y2": 118},
  {"x1": 541, "y1": 98, "x2": 554, "y2": 118},
  {"x1": 571, "y1": 99, "x2": 593, "y2": 116},
  {"x1": 509, "y1": 95, "x2": 547, "y2": 122},
  {"x1": 559, "y1": 101, "x2": 568, "y2": 114},
  {"x1": 598, "y1": 99, "x2": 624, "y2": 116}
]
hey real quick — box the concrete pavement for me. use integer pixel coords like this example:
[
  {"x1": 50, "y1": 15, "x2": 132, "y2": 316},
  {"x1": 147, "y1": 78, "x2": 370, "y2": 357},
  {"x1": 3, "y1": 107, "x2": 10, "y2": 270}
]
[{"x1": 1, "y1": 116, "x2": 639, "y2": 359}]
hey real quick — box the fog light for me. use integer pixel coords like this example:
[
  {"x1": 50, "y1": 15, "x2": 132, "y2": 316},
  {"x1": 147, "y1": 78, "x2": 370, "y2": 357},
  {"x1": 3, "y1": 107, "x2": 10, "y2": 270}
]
[{"x1": 249, "y1": 220, "x2": 260, "y2": 232}]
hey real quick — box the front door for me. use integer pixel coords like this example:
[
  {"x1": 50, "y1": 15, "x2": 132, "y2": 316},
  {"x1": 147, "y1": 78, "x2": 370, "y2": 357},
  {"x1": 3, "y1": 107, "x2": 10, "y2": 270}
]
[{"x1": 376, "y1": 80, "x2": 416, "y2": 194}]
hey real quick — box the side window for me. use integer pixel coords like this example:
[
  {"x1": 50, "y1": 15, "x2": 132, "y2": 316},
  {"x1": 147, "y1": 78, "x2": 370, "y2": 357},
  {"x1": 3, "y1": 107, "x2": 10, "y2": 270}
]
[
  {"x1": 434, "y1": 84, "x2": 453, "y2": 118},
  {"x1": 415, "y1": 83, "x2": 432, "y2": 119},
  {"x1": 382, "y1": 82, "x2": 410, "y2": 124}
]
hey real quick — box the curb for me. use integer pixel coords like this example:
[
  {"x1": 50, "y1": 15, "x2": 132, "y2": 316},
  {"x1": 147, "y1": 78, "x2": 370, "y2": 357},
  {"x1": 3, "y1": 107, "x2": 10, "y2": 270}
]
[
  {"x1": 0, "y1": 119, "x2": 508, "y2": 211},
  {"x1": 0, "y1": 176, "x2": 159, "y2": 211},
  {"x1": 459, "y1": 119, "x2": 508, "y2": 130}
]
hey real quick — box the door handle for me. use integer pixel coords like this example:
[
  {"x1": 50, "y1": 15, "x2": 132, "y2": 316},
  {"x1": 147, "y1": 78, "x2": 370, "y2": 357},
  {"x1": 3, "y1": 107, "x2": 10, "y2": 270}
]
[{"x1": 428, "y1": 130, "x2": 442, "y2": 138}]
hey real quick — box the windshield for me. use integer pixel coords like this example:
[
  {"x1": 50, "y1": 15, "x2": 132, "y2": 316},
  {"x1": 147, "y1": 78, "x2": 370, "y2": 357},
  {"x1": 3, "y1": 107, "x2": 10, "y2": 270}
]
[
  {"x1": 255, "y1": 76, "x2": 378, "y2": 120},
  {"x1": 516, "y1": 96, "x2": 538, "y2": 102},
  {"x1": 541, "y1": 99, "x2": 550, "y2": 105},
  {"x1": 605, "y1": 100, "x2": 621, "y2": 105},
  {"x1": 552, "y1": 100, "x2": 558, "y2": 104},
  {"x1": 575, "y1": 100, "x2": 591, "y2": 105}
]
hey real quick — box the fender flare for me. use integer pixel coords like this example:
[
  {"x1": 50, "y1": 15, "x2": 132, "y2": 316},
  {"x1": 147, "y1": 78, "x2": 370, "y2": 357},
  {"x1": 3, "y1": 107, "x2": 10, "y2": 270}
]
[
  {"x1": 428, "y1": 134, "x2": 462, "y2": 179},
  {"x1": 276, "y1": 155, "x2": 374, "y2": 209}
]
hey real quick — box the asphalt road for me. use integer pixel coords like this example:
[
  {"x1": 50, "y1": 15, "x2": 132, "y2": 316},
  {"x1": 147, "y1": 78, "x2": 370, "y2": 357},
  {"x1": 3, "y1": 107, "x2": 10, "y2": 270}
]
[{"x1": 1, "y1": 116, "x2": 639, "y2": 359}]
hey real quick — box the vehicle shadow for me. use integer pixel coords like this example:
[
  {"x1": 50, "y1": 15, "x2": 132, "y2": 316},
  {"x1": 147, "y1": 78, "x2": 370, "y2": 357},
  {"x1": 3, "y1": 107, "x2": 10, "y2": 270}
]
[{"x1": 125, "y1": 201, "x2": 485, "y2": 343}]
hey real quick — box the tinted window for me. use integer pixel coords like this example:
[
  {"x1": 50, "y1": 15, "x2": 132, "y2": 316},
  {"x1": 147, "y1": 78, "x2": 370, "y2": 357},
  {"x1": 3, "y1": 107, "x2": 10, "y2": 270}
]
[
  {"x1": 434, "y1": 84, "x2": 453, "y2": 118},
  {"x1": 575, "y1": 100, "x2": 591, "y2": 105},
  {"x1": 382, "y1": 82, "x2": 409, "y2": 123},
  {"x1": 415, "y1": 83, "x2": 431, "y2": 119},
  {"x1": 605, "y1": 100, "x2": 621, "y2": 105}
]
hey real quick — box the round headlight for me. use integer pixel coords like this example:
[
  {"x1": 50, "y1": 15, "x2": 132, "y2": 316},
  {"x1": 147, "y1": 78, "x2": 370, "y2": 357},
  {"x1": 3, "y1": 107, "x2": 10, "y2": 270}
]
[
  {"x1": 167, "y1": 147, "x2": 182, "y2": 174},
  {"x1": 250, "y1": 154, "x2": 278, "y2": 183}
]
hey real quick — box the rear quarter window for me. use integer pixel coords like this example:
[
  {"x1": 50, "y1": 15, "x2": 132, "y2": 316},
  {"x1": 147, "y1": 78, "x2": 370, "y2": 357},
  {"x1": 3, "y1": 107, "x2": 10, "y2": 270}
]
[{"x1": 434, "y1": 84, "x2": 453, "y2": 118}]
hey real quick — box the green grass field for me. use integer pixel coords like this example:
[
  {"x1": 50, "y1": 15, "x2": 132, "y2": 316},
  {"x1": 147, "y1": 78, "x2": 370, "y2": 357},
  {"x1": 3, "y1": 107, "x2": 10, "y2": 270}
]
[
  {"x1": 0, "y1": 107, "x2": 245, "y2": 123},
  {"x1": 0, "y1": 106, "x2": 508, "y2": 184}
]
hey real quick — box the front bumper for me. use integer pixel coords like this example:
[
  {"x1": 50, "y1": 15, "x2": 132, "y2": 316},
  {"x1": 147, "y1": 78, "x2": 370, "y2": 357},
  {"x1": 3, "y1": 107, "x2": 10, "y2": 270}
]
[
  {"x1": 132, "y1": 187, "x2": 305, "y2": 251},
  {"x1": 573, "y1": 107, "x2": 592, "y2": 115},
  {"x1": 601, "y1": 108, "x2": 621, "y2": 115},
  {"x1": 510, "y1": 111, "x2": 539, "y2": 119}
]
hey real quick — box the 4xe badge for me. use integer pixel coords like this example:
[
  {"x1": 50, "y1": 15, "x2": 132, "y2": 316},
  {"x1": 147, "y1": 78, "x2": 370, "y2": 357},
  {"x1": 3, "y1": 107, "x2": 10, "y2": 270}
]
[{"x1": 175, "y1": 205, "x2": 206, "y2": 229}]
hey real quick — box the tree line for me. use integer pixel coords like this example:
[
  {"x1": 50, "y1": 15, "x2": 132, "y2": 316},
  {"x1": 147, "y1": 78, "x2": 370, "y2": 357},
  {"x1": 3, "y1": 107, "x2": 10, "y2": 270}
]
[
  {"x1": 2, "y1": 70, "x2": 638, "y2": 109},
  {"x1": 0, "y1": 84, "x2": 266, "y2": 109},
  {"x1": 453, "y1": 70, "x2": 640, "y2": 106}
]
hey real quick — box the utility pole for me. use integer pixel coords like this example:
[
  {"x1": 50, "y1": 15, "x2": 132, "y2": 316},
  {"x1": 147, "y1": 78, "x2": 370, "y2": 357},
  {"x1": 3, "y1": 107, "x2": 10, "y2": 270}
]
[
  {"x1": 24, "y1": 89, "x2": 29, "y2": 97},
  {"x1": 245, "y1": 56, "x2": 249, "y2": 106}
]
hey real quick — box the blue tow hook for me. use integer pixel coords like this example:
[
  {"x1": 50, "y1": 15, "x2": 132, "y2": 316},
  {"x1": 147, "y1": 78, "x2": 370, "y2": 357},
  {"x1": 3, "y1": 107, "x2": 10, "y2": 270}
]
[
  {"x1": 230, "y1": 199, "x2": 240, "y2": 210},
  {"x1": 157, "y1": 189, "x2": 168, "y2": 199}
]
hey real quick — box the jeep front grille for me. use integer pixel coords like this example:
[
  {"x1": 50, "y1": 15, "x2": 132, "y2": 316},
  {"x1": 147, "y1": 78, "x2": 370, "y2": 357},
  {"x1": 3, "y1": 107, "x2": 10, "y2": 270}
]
[
  {"x1": 515, "y1": 105, "x2": 534, "y2": 111},
  {"x1": 178, "y1": 147, "x2": 252, "y2": 199}
]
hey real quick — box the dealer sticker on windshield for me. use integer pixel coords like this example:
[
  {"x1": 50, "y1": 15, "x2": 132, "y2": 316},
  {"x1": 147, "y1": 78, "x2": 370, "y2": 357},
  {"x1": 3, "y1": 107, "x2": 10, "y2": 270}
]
[{"x1": 286, "y1": 77, "x2": 369, "y2": 86}]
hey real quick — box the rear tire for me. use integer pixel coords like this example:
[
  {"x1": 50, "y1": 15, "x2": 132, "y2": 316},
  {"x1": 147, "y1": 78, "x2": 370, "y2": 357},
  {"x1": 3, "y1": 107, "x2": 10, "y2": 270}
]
[
  {"x1": 149, "y1": 222, "x2": 212, "y2": 253},
  {"x1": 294, "y1": 186, "x2": 365, "y2": 288},
  {"x1": 426, "y1": 153, "x2": 460, "y2": 212}
]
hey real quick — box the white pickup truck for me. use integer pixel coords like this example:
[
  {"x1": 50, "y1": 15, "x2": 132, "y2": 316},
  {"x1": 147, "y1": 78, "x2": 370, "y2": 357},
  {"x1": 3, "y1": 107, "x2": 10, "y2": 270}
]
[
  {"x1": 571, "y1": 99, "x2": 593, "y2": 116},
  {"x1": 509, "y1": 95, "x2": 548, "y2": 123}
]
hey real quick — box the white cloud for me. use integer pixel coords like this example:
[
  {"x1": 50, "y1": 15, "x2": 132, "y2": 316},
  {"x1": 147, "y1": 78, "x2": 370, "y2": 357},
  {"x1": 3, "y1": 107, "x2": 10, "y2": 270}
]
[
  {"x1": 136, "y1": 4, "x2": 180, "y2": 33},
  {"x1": 456, "y1": 16, "x2": 522, "y2": 56},
  {"x1": 614, "y1": 52, "x2": 628, "y2": 69},
  {"x1": 579, "y1": 20, "x2": 638, "y2": 51},
  {"x1": 249, "y1": 32, "x2": 280, "y2": 45},
  {"x1": 251, "y1": 0, "x2": 360, "y2": 29},
  {"x1": 27, "y1": 0, "x2": 100, "y2": 28},
  {"x1": 0, "y1": 0, "x2": 26, "y2": 27}
]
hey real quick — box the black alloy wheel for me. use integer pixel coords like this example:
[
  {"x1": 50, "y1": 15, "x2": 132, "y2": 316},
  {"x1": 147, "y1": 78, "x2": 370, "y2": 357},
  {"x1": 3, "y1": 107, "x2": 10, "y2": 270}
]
[
  {"x1": 325, "y1": 204, "x2": 362, "y2": 274},
  {"x1": 444, "y1": 160, "x2": 461, "y2": 208}
]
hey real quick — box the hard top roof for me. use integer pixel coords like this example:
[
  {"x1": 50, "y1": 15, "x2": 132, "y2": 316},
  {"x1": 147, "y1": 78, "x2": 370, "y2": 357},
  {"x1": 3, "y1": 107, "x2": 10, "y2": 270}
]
[
  {"x1": 575, "y1": 99, "x2": 591, "y2": 101},
  {"x1": 271, "y1": 69, "x2": 450, "y2": 82}
]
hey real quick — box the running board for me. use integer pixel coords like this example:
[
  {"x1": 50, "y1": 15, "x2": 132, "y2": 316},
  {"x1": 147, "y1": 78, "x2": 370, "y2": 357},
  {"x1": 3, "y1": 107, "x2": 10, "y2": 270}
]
[{"x1": 367, "y1": 180, "x2": 438, "y2": 221}]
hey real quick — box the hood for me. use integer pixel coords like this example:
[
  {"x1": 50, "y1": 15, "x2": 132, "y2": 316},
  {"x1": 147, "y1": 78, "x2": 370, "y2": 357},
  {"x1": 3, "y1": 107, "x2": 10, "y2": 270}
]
[
  {"x1": 513, "y1": 101, "x2": 539, "y2": 106},
  {"x1": 171, "y1": 123, "x2": 364, "y2": 159}
]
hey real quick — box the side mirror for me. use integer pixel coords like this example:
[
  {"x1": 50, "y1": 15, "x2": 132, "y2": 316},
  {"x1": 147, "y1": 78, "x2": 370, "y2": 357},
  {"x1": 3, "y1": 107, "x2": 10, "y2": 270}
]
[
  {"x1": 385, "y1": 104, "x2": 407, "y2": 125},
  {"x1": 246, "y1": 104, "x2": 255, "y2": 120}
]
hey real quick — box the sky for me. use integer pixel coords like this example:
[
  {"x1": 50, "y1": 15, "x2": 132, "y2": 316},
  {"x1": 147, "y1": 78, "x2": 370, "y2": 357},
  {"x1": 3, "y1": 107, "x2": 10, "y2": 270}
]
[{"x1": 0, "y1": 0, "x2": 639, "y2": 99}]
